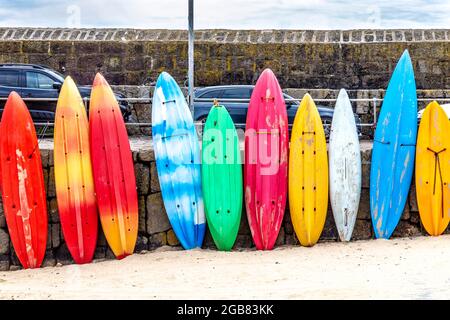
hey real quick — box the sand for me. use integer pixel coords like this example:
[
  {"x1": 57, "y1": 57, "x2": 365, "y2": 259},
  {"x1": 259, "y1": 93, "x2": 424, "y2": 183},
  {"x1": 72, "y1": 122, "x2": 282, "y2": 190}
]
[{"x1": 0, "y1": 235, "x2": 449, "y2": 300}]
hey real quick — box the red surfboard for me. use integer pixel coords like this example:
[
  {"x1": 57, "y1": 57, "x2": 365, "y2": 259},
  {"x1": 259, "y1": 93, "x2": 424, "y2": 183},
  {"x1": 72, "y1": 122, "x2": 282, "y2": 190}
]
[
  {"x1": 0, "y1": 92, "x2": 47, "y2": 269},
  {"x1": 89, "y1": 73, "x2": 138, "y2": 259},
  {"x1": 244, "y1": 69, "x2": 288, "y2": 250}
]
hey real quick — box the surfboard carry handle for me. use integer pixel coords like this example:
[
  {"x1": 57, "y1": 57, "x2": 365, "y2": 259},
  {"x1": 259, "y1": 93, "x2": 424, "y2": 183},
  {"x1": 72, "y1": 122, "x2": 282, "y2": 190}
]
[
  {"x1": 161, "y1": 133, "x2": 189, "y2": 140},
  {"x1": 260, "y1": 97, "x2": 275, "y2": 102},
  {"x1": 302, "y1": 131, "x2": 316, "y2": 135},
  {"x1": 162, "y1": 99, "x2": 176, "y2": 105},
  {"x1": 427, "y1": 147, "x2": 447, "y2": 218},
  {"x1": 373, "y1": 139, "x2": 390, "y2": 145},
  {"x1": 256, "y1": 130, "x2": 280, "y2": 135},
  {"x1": 400, "y1": 143, "x2": 416, "y2": 147}
]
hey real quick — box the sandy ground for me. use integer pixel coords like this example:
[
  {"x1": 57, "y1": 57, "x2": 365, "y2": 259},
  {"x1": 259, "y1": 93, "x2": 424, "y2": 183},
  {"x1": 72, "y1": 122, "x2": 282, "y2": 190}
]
[{"x1": 1, "y1": 235, "x2": 450, "y2": 300}]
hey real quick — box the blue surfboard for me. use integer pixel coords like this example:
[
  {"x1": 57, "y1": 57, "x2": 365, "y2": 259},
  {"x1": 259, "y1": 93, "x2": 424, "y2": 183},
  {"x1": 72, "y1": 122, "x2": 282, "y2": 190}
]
[
  {"x1": 152, "y1": 72, "x2": 206, "y2": 249},
  {"x1": 370, "y1": 50, "x2": 417, "y2": 239}
]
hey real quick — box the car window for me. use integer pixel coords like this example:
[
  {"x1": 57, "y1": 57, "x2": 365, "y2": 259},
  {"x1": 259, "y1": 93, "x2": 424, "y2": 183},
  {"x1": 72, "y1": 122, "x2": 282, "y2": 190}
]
[
  {"x1": 199, "y1": 90, "x2": 223, "y2": 99},
  {"x1": 0, "y1": 70, "x2": 20, "y2": 87},
  {"x1": 26, "y1": 72, "x2": 55, "y2": 89},
  {"x1": 222, "y1": 88, "x2": 251, "y2": 99}
]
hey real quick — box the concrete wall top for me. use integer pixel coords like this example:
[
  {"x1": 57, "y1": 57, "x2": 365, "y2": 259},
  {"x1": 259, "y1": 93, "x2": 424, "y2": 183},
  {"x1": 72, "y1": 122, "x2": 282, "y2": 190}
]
[{"x1": 0, "y1": 28, "x2": 448, "y2": 43}]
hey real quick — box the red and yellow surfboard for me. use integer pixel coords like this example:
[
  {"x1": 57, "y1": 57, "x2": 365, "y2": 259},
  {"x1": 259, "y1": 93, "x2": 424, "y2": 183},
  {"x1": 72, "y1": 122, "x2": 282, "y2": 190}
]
[
  {"x1": 0, "y1": 92, "x2": 47, "y2": 269},
  {"x1": 89, "y1": 73, "x2": 138, "y2": 259},
  {"x1": 54, "y1": 77, "x2": 98, "y2": 264}
]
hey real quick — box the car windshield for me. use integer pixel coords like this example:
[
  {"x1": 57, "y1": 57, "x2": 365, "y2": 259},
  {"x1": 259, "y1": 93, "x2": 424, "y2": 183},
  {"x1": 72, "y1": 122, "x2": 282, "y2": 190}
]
[
  {"x1": 46, "y1": 69, "x2": 65, "y2": 82},
  {"x1": 283, "y1": 93, "x2": 297, "y2": 104}
]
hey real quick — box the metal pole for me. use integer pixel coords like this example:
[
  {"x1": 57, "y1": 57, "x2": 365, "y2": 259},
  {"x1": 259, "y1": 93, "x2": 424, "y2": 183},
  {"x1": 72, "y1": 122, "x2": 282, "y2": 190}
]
[{"x1": 188, "y1": 0, "x2": 194, "y2": 115}]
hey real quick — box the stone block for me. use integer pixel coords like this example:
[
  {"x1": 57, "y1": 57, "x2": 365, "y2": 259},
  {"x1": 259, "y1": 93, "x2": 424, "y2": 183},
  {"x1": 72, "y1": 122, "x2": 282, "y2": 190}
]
[
  {"x1": 285, "y1": 233, "x2": 299, "y2": 246},
  {"x1": 351, "y1": 219, "x2": 373, "y2": 240},
  {"x1": 47, "y1": 167, "x2": 56, "y2": 198},
  {"x1": 0, "y1": 199, "x2": 5, "y2": 228},
  {"x1": 167, "y1": 230, "x2": 180, "y2": 246},
  {"x1": 135, "y1": 236, "x2": 149, "y2": 253},
  {"x1": 392, "y1": 221, "x2": 422, "y2": 238},
  {"x1": 138, "y1": 149, "x2": 154, "y2": 162},
  {"x1": 106, "y1": 248, "x2": 116, "y2": 260},
  {"x1": 94, "y1": 247, "x2": 106, "y2": 260},
  {"x1": 233, "y1": 234, "x2": 253, "y2": 249},
  {"x1": 0, "y1": 229, "x2": 10, "y2": 255},
  {"x1": 51, "y1": 224, "x2": 61, "y2": 248},
  {"x1": 48, "y1": 198, "x2": 59, "y2": 223},
  {"x1": 357, "y1": 189, "x2": 371, "y2": 220},
  {"x1": 150, "y1": 162, "x2": 161, "y2": 192},
  {"x1": 0, "y1": 255, "x2": 10, "y2": 271},
  {"x1": 42, "y1": 250, "x2": 56, "y2": 268},
  {"x1": 149, "y1": 232, "x2": 167, "y2": 249},
  {"x1": 134, "y1": 163, "x2": 150, "y2": 195},
  {"x1": 55, "y1": 243, "x2": 74, "y2": 265},
  {"x1": 138, "y1": 196, "x2": 146, "y2": 233},
  {"x1": 238, "y1": 211, "x2": 251, "y2": 235},
  {"x1": 146, "y1": 193, "x2": 171, "y2": 234},
  {"x1": 321, "y1": 211, "x2": 338, "y2": 241},
  {"x1": 275, "y1": 228, "x2": 285, "y2": 246}
]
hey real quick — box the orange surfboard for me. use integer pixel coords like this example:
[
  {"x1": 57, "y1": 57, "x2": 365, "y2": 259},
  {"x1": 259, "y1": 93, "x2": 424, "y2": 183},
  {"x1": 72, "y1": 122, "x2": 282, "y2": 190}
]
[{"x1": 54, "y1": 77, "x2": 98, "y2": 264}]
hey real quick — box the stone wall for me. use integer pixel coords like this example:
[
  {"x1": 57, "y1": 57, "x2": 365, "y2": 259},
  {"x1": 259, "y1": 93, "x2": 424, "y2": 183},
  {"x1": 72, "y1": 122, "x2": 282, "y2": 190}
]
[
  {"x1": 0, "y1": 28, "x2": 448, "y2": 89},
  {"x1": 0, "y1": 142, "x2": 430, "y2": 271}
]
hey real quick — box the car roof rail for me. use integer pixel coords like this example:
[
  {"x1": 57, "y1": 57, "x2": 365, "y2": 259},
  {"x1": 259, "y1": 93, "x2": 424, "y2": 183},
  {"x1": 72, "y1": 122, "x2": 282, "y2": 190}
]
[{"x1": 0, "y1": 63, "x2": 47, "y2": 70}]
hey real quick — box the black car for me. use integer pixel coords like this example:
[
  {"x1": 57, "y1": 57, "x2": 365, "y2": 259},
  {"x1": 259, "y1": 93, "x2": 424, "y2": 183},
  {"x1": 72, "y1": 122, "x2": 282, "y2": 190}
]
[
  {"x1": 0, "y1": 64, "x2": 132, "y2": 122},
  {"x1": 193, "y1": 85, "x2": 361, "y2": 137}
]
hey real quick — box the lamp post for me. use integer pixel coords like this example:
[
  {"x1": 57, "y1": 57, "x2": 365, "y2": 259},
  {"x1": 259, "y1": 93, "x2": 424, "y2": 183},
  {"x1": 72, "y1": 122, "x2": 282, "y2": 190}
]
[{"x1": 188, "y1": 0, "x2": 194, "y2": 115}]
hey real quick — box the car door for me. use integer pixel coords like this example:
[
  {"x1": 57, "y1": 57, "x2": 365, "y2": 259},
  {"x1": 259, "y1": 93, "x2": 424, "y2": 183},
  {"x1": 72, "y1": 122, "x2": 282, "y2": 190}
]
[
  {"x1": 221, "y1": 87, "x2": 252, "y2": 128},
  {"x1": 22, "y1": 71, "x2": 60, "y2": 122},
  {"x1": 0, "y1": 69, "x2": 22, "y2": 118}
]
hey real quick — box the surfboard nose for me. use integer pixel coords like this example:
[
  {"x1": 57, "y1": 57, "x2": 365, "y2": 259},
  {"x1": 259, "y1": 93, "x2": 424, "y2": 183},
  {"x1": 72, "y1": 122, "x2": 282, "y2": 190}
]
[{"x1": 93, "y1": 72, "x2": 108, "y2": 87}]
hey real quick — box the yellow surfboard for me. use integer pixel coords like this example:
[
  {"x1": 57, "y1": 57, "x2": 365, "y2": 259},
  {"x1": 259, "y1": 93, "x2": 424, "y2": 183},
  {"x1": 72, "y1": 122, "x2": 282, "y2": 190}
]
[
  {"x1": 289, "y1": 94, "x2": 328, "y2": 247},
  {"x1": 416, "y1": 101, "x2": 450, "y2": 236}
]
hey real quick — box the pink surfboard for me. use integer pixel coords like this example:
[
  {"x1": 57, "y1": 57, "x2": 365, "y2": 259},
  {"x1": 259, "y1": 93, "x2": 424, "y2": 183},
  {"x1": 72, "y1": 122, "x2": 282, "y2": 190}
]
[{"x1": 244, "y1": 69, "x2": 288, "y2": 250}]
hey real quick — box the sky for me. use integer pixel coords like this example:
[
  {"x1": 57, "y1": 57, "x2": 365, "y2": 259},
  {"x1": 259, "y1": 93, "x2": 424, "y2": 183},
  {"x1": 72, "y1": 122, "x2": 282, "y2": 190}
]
[{"x1": 0, "y1": 0, "x2": 448, "y2": 30}]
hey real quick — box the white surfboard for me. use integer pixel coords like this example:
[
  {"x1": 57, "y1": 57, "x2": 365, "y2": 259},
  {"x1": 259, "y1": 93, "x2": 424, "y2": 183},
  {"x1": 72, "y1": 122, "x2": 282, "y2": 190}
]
[{"x1": 329, "y1": 89, "x2": 361, "y2": 241}]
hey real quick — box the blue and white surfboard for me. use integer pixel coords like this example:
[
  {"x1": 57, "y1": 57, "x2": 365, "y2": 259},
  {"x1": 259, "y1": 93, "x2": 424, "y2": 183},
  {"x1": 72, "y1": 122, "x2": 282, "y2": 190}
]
[
  {"x1": 370, "y1": 50, "x2": 417, "y2": 239},
  {"x1": 152, "y1": 72, "x2": 205, "y2": 249}
]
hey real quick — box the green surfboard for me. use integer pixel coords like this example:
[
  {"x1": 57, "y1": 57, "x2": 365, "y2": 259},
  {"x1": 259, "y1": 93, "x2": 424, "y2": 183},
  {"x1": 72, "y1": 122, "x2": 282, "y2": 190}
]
[{"x1": 202, "y1": 105, "x2": 243, "y2": 251}]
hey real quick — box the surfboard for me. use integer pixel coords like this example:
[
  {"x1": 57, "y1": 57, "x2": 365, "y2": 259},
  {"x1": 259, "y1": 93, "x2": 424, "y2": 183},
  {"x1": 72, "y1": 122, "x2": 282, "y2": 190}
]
[
  {"x1": 202, "y1": 104, "x2": 242, "y2": 251},
  {"x1": 89, "y1": 73, "x2": 138, "y2": 259},
  {"x1": 329, "y1": 89, "x2": 361, "y2": 242},
  {"x1": 370, "y1": 49, "x2": 417, "y2": 239},
  {"x1": 289, "y1": 93, "x2": 328, "y2": 247},
  {"x1": 416, "y1": 101, "x2": 450, "y2": 236},
  {"x1": 152, "y1": 72, "x2": 205, "y2": 250},
  {"x1": 0, "y1": 92, "x2": 47, "y2": 269},
  {"x1": 54, "y1": 76, "x2": 98, "y2": 264},
  {"x1": 245, "y1": 68, "x2": 288, "y2": 250}
]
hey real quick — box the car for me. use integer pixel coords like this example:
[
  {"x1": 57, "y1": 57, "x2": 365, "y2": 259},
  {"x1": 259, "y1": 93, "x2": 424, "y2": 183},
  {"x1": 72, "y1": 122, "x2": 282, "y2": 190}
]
[
  {"x1": 0, "y1": 63, "x2": 132, "y2": 122},
  {"x1": 193, "y1": 85, "x2": 361, "y2": 137}
]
